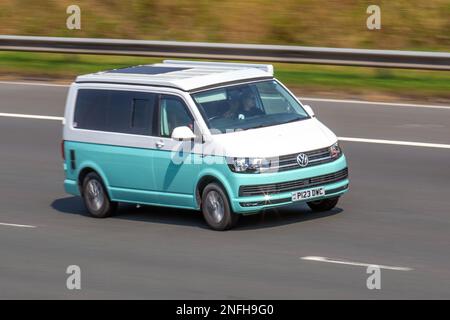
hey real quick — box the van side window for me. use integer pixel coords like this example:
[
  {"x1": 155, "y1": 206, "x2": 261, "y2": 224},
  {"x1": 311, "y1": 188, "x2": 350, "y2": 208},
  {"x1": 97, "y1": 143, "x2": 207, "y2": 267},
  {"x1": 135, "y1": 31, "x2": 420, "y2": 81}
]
[
  {"x1": 129, "y1": 98, "x2": 155, "y2": 135},
  {"x1": 159, "y1": 95, "x2": 194, "y2": 137},
  {"x1": 73, "y1": 89, "x2": 156, "y2": 136},
  {"x1": 73, "y1": 89, "x2": 109, "y2": 131}
]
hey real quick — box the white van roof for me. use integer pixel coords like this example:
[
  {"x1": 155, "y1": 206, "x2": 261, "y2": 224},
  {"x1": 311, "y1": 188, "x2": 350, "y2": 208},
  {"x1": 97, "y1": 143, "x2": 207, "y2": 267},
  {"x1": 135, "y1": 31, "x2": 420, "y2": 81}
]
[{"x1": 75, "y1": 60, "x2": 274, "y2": 92}]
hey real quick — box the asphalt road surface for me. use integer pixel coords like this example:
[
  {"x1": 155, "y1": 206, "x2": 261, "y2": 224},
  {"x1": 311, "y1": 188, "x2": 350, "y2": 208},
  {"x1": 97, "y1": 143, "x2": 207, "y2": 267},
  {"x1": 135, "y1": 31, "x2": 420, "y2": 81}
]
[{"x1": 0, "y1": 81, "x2": 449, "y2": 299}]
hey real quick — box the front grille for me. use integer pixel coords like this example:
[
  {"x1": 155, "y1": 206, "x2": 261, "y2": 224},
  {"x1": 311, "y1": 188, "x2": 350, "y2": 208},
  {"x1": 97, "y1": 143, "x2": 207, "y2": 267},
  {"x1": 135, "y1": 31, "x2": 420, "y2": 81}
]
[
  {"x1": 268, "y1": 147, "x2": 334, "y2": 172},
  {"x1": 239, "y1": 168, "x2": 348, "y2": 197}
]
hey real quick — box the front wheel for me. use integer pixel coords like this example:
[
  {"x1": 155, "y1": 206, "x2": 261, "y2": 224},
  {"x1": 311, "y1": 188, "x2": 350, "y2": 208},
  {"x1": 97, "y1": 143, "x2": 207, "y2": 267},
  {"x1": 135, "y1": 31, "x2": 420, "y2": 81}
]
[
  {"x1": 82, "y1": 172, "x2": 117, "y2": 218},
  {"x1": 201, "y1": 183, "x2": 239, "y2": 231},
  {"x1": 307, "y1": 197, "x2": 339, "y2": 212}
]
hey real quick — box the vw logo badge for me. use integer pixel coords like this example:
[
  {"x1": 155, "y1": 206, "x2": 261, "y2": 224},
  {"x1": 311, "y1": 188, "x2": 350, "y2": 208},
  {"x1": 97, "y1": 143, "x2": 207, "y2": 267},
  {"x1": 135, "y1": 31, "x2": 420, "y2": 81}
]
[{"x1": 296, "y1": 153, "x2": 309, "y2": 167}]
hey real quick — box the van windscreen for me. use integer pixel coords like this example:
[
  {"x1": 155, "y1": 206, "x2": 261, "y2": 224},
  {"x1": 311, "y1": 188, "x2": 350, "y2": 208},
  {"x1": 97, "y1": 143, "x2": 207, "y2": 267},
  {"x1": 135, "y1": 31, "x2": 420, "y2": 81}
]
[{"x1": 191, "y1": 80, "x2": 309, "y2": 134}]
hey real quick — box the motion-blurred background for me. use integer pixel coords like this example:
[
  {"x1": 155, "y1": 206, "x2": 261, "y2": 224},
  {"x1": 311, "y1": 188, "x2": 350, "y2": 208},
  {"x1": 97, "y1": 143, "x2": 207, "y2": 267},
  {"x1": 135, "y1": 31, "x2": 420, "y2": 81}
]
[{"x1": 0, "y1": 0, "x2": 449, "y2": 102}]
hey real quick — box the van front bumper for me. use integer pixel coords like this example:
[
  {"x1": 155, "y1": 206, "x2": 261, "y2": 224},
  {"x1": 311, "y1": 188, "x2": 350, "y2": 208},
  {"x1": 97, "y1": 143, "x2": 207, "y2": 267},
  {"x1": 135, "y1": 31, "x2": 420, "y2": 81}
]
[{"x1": 229, "y1": 155, "x2": 349, "y2": 213}]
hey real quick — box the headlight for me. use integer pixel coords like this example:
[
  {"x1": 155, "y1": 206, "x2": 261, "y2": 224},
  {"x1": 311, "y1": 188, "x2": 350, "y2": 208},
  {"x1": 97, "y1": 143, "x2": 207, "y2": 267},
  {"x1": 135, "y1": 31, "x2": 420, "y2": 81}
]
[
  {"x1": 330, "y1": 142, "x2": 342, "y2": 159},
  {"x1": 228, "y1": 157, "x2": 270, "y2": 173}
]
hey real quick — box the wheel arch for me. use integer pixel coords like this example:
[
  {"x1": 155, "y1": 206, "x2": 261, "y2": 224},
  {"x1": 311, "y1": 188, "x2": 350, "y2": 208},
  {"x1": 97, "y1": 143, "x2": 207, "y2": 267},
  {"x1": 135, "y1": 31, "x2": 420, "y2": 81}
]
[
  {"x1": 194, "y1": 172, "x2": 233, "y2": 209},
  {"x1": 77, "y1": 163, "x2": 112, "y2": 198}
]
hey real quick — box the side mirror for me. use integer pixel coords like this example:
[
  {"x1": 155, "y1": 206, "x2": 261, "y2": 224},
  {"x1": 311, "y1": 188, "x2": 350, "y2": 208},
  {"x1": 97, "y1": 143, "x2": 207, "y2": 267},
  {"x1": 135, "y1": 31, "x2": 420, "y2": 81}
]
[
  {"x1": 171, "y1": 126, "x2": 196, "y2": 141},
  {"x1": 303, "y1": 104, "x2": 315, "y2": 118}
]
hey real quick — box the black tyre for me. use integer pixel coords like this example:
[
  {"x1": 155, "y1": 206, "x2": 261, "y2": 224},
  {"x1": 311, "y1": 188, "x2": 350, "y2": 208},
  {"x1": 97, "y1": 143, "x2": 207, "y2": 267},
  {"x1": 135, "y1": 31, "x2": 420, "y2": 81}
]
[
  {"x1": 81, "y1": 172, "x2": 117, "y2": 218},
  {"x1": 201, "y1": 183, "x2": 239, "y2": 231},
  {"x1": 307, "y1": 196, "x2": 339, "y2": 212}
]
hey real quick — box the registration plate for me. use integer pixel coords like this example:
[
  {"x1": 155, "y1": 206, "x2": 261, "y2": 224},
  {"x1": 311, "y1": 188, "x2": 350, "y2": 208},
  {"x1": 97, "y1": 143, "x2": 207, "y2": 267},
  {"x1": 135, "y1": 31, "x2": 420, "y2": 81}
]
[{"x1": 292, "y1": 187, "x2": 325, "y2": 201}]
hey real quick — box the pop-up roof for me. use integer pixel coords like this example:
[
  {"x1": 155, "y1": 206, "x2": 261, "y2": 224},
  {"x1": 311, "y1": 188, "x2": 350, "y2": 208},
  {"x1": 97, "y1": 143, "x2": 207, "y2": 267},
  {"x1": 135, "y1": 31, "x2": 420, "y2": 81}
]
[{"x1": 75, "y1": 60, "x2": 274, "y2": 92}]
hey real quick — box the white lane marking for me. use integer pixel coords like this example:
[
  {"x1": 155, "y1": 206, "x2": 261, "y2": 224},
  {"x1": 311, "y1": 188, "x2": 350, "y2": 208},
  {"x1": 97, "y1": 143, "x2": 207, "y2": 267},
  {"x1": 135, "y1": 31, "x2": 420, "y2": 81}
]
[
  {"x1": 0, "y1": 112, "x2": 449, "y2": 149},
  {"x1": 301, "y1": 97, "x2": 450, "y2": 110},
  {"x1": 301, "y1": 256, "x2": 412, "y2": 271},
  {"x1": 339, "y1": 136, "x2": 450, "y2": 149},
  {"x1": 0, "y1": 81, "x2": 69, "y2": 87},
  {"x1": 0, "y1": 80, "x2": 448, "y2": 109},
  {"x1": 0, "y1": 112, "x2": 64, "y2": 121},
  {"x1": 0, "y1": 222, "x2": 36, "y2": 228}
]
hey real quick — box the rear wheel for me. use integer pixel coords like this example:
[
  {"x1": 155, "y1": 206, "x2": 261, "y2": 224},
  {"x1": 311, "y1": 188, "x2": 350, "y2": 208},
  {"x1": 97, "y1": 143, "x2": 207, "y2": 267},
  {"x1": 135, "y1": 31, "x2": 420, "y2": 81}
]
[
  {"x1": 307, "y1": 197, "x2": 339, "y2": 212},
  {"x1": 82, "y1": 172, "x2": 117, "y2": 218},
  {"x1": 201, "y1": 183, "x2": 239, "y2": 231}
]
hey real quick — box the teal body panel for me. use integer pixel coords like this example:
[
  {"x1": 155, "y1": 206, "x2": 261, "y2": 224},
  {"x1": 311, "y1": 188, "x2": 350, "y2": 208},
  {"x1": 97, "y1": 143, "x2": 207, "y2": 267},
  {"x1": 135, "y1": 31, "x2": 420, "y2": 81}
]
[
  {"x1": 152, "y1": 148, "x2": 199, "y2": 208},
  {"x1": 64, "y1": 141, "x2": 349, "y2": 213},
  {"x1": 64, "y1": 141, "x2": 158, "y2": 203},
  {"x1": 64, "y1": 141, "x2": 198, "y2": 208}
]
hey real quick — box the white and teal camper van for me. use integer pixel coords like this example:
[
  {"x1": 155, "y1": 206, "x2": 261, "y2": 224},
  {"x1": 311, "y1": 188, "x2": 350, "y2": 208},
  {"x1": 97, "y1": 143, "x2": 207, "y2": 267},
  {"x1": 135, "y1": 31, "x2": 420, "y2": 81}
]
[{"x1": 62, "y1": 61, "x2": 349, "y2": 230}]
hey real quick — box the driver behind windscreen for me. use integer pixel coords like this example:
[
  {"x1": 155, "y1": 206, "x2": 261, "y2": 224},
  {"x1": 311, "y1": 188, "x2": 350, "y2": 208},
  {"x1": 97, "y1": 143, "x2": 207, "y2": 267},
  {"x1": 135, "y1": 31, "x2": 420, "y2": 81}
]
[
  {"x1": 240, "y1": 91, "x2": 264, "y2": 118},
  {"x1": 223, "y1": 89, "x2": 264, "y2": 119}
]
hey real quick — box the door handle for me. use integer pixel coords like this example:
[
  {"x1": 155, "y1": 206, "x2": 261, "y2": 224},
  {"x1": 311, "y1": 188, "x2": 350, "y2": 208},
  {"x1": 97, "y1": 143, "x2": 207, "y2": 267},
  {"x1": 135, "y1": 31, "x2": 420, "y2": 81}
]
[{"x1": 156, "y1": 141, "x2": 165, "y2": 148}]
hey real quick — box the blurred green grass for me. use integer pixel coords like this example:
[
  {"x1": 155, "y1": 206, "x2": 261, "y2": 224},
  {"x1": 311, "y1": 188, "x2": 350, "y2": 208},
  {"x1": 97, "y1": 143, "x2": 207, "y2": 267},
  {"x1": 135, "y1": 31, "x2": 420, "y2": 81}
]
[
  {"x1": 1, "y1": 0, "x2": 449, "y2": 51},
  {"x1": 1, "y1": 51, "x2": 449, "y2": 101}
]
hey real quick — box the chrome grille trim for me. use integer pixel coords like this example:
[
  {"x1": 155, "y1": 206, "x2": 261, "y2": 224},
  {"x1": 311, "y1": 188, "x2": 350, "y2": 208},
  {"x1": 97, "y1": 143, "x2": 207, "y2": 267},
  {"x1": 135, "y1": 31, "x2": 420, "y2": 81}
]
[{"x1": 267, "y1": 146, "x2": 334, "y2": 172}]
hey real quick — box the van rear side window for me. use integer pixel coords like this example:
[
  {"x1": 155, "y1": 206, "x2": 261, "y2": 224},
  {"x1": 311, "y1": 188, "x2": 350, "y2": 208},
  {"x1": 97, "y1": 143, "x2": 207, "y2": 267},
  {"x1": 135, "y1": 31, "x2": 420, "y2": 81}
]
[{"x1": 73, "y1": 89, "x2": 156, "y2": 135}]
